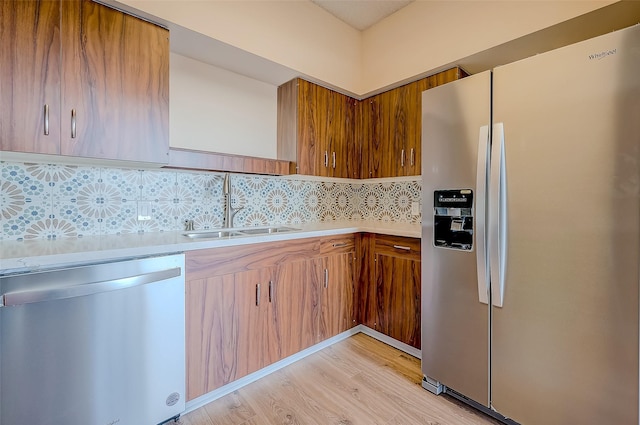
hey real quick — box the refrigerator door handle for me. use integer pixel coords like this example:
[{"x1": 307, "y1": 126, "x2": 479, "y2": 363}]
[
  {"x1": 489, "y1": 122, "x2": 507, "y2": 307},
  {"x1": 475, "y1": 125, "x2": 490, "y2": 305}
]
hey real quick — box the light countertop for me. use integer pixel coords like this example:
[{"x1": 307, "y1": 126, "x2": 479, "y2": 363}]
[{"x1": 0, "y1": 221, "x2": 420, "y2": 274}]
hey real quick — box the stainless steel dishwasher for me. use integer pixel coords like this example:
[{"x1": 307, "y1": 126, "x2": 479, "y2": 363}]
[{"x1": 0, "y1": 253, "x2": 186, "y2": 425}]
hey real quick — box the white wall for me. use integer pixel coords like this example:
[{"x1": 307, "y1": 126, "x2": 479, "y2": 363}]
[{"x1": 170, "y1": 53, "x2": 277, "y2": 158}]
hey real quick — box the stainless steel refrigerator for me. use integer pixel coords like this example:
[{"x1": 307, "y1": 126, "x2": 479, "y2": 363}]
[{"x1": 421, "y1": 25, "x2": 640, "y2": 425}]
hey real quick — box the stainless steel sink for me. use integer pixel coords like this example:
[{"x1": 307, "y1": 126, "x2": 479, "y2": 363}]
[
  {"x1": 182, "y1": 230, "x2": 243, "y2": 239},
  {"x1": 238, "y1": 226, "x2": 300, "y2": 235},
  {"x1": 182, "y1": 226, "x2": 300, "y2": 239}
]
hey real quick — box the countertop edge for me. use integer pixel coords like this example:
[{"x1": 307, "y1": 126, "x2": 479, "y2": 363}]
[{"x1": 1, "y1": 222, "x2": 421, "y2": 274}]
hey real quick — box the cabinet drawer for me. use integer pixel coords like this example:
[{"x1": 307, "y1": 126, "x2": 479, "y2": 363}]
[
  {"x1": 320, "y1": 235, "x2": 355, "y2": 255},
  {"x1": 374, "y1": 235, "x2": 421, "y2": 261}
]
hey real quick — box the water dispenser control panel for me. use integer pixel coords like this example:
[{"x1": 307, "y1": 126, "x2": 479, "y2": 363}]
[{"x1": 433, "y1": 189, "x2": 473, "y2": 251}]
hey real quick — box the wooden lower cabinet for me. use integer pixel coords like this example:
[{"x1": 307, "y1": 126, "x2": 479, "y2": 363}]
[
  {"x1": 273, "y1": 258, "x2": 319, "y2": 359},
  {"x1": 357, "y1": 234, "x2": 422, "y2": 349},
  {"x1": 185, "y1": 273, "x2": 232, "y2": 400},
  {"x1": 185, "y1": 236, "x2": 356, "y2": 400},
  {"x1": 185, "y1": 233, "x2": 418, "y2": 400},
  {"x1": 318, "y1": 236, "x2": 356, "y2": 340},
  {"x1": 234, "y1": 268, "x2": 279, "y2": 375},
  {"x1": 185, "y1": 268, "x2": 276, "y2": 401}
]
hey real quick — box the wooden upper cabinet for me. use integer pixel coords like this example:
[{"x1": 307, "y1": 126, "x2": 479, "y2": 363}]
[
  {"x1": 61, "y1": 0, "x2": 169, "y2": 162},
  {"x1": 278, "y1": 78, "x2": 358, "y2": 178},
  {"x1": 360, "y1": 67, "x2": 467, "y2": 178},
  {"x1": 0, "y1": 0, "x2": 61, "y2": 154},
  {"x1": 0, "y1": 0, "x2": 169, "y2": 164}
]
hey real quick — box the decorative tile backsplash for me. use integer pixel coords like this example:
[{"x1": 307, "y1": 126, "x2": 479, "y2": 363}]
[{"x1": 0, "y1": 161, "x2": 421, "y2": 241}]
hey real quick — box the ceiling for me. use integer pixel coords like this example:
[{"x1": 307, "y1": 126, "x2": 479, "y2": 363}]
[{"x1": 311, "y1": 0, "x2": 414, "y2": 31}]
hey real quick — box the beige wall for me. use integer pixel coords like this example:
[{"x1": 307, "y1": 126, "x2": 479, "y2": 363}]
[
  {"x1": 119, "y1": 0, "x2": 614, "y2": 95},
  {"x1": 170, "y1": 53, "x2": 277, "y2": 158},
  {"x1": 116, "y1": 0, "x2": 620, "y2": 158},
  {"x1": 360, "y1": 0, "x2": 615, "y2": 94},
  {"x1": 118, "y1": 0, "x2": 362, "y2": 93}
]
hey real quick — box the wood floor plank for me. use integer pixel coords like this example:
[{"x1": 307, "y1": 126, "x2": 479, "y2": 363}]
[
  {"x1": 314, "y1": 343, "x2": 367, "y2": 379},
  {"x1": 249, "y1": 367, "x2": 342, "y2": 425},
  {"x1": 202, "y1": 391, "x2": 257, "y2": 425},
  {"x1": 283, "y1": 356, "x2": 393, "y2": 424},
  {"x1": 179, "y1": 408, "x2": 213, "y2": 425},
  {"x1": 179, "y1": 333, "x2": 500, "y2": 425}
]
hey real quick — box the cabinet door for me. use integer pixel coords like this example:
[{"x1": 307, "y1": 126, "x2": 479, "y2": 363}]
[
  {"x1": 319, "y1": 252, "x2": 355, "y2": 340},
  {"x1": 363, "y1": 93, "x2": 395, "y2": 178},
  {"x1": 60, "y1": 0, "x2": 169, "y2": 162},
  {"x1": 356, "y1": 233, "x2": 377, "y2": 328},
  {"x1": 296, "y1": 79, "x2": 325, "y2": 176},
  {"x1": 400, "y1": 81, "x2": 421, "y2": 176},
  {"x1": 274, "y1": 258, "x2": 320, "y2": 359},
  {"x1": 185, "y1": 273, "x2": 236, "y2": 400},
  {"x1": 234, "y1": 268, "x2": 278, "y2": 374},
  {"x1": 375, "y1": 252, "x2": 421, "y2": 348},
  {"x1": 327, "y1": 91, "x2": 357, "y2": 178},
  {"x1": 285, "y1": 79, "x2": 357, "y2": 178},
  {"x1": 0, "y1": 0, "x2": 60, "y2": 154},
  {"x1": 358, "y1": 98, "x2": 374, "y2": 178},
  {"x1": 373, "y1": 235, "x2": 421, "y2": 348},
  {"x1": 360, "y1": 68, "x2": 466, "y2": 178},
  {"x1": 185, "y1": 268, "x2": 274, "y2": 401},
  {"x1": 363, "y1": 87, "x2": 407, "y2": 178}
]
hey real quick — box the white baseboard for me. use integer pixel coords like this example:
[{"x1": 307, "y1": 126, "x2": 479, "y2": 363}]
[
  {"x1": 357, "y1": 325, "x2": 422, "y2": 359},
  {"x1": 183, "y1": 325, "x2": 420, "y2": 414}
]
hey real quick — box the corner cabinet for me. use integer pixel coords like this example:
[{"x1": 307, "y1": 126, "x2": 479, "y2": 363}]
[
  {"x1": 277, "y1": 79, "x2": 358, "y2": 178},
  {"x1": 357, "y1": 233, "x2": 422, "y2": 349},
  {"x1": 185, "y1": 235, "x2": 356, "y2": 401},
  {"x1": 360, "y1": 67, "x2": 467, "y2": 178},
  {"x1": 0, "y1": 0, "x2": 169, "y2": 164}
]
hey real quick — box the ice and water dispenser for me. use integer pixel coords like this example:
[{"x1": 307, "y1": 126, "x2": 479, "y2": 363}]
[{"x1": 433, "y1": 189, "x2": 474, "y2": 251}]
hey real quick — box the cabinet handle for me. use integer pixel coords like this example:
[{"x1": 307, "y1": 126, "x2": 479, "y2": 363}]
[
  {"x1": 256, "y1": 283, "x2": 261, "y2": 306},
  {"x1": 71, "y1": 109, "x2": 77, "y2": 139},
  {"x1": 324, "y1": 151, "x2": 329, "y2": 167},
  {"x1": 332, "y1": 243, "x2": 347, "y2": 248},
  {"x1": 268, "y1": 280, "x2": 273, "y2": 303},
  {"x1": 393, "y1": 245, "x2": 411, "y2": 251},
  {"x1": 332, "y1": 151, "x2": 336, "y2": 169},
  {"x1": 324, "y1": 268, "x2": 329, "y2": 288},
  {"x1": 401, "y1": 149, "x2": 405, "y2": 167},
  {"x1": 43, "y1": 104, "x2": 49, "y2": 135},
  {"x1": 410, "y1": 148, "x2": 415, "y2": 166}
]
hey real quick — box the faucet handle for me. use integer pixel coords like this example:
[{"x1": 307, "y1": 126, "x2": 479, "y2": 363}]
[{"x1": 184, "y1": 219, "x2": 195, "y2": 231}]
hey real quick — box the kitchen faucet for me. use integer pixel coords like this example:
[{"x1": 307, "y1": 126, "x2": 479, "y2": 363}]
[{"x1": 223, "y1": 173, "x2": 243, "y2": 228}]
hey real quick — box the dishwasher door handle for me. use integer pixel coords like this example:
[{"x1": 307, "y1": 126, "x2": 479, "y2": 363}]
[{"x1": 0, "y1": 267, "x2": 181, "y2": 307}]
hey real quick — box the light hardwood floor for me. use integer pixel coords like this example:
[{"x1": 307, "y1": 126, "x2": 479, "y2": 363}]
[{"x1": 178, "y1": 333, "x2": 501, "y2": 425}]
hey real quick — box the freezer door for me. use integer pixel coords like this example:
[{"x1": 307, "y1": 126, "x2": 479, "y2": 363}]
[
  {"x1": 491, "y1": 25, "x2": 640, "y2": 424},
  {"x1": 421, "y1": 71, "x2": 491, "y2": 406}
]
